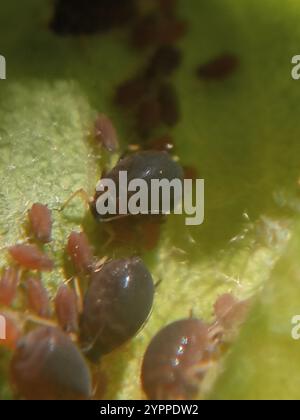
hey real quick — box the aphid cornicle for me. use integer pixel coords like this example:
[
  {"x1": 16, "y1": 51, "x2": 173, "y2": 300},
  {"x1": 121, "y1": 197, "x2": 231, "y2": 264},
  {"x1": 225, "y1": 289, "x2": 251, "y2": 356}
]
[
  {"x1": 80, "y1": 257, "x2": 154, "y2": 361},
  {"x1": 10, "y1": 327, "x2": 92, "y2": 400},
  {"x1": 91, "y1": 150, "x2": 184, "y2": 221},
  {"x1": 141, "y1": 319, "x2": 221, "y2": 400}
]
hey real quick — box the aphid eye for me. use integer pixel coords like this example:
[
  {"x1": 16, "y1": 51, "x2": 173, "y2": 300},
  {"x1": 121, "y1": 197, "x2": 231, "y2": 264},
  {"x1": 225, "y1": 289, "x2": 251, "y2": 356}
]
[{"x1": 80, "y1": 257, "x2": 154, "y2": 361}]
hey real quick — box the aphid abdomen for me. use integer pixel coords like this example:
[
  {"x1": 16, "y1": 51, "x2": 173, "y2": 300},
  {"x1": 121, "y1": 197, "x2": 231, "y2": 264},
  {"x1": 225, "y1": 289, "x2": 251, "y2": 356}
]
[
  {"x1": 10, "y1": 327, "x2": 92, "y2": 400},
  {"x1": 80, "y1": 257, "x2": 154, "y2": 361},
  {"x1": 28, "y1": 203, "x2": 52, "y2": 243},
  {"x1": 55, "y1": 284, "x2": 79, "y2": 334},
  {"x1": 9, "y1": 244, "x2": 54, "y2": 272},
  {"x1": 141, "y1": 319, "x2": 218, "y2": 400}
]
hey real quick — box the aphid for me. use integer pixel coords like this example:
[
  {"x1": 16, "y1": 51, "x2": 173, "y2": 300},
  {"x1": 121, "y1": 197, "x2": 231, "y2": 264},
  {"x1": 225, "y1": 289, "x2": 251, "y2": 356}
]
[
  {"x1": 8, "y1": 244, "x2": 54, "y2": 272},
  {"x1": 145, "y1": 46, "x2": 182, "y2": 79},
  {"x1": 131, "y1": 14, "x2": 159, "y2": 49},
  {"x1": 196, "y1": 53, "x2": 239, "y2": 80},
  {"x1": 155, "y1": 18, "x2": 187, "y2": 45},
  {"x1": 132, "y1": 15, "x2": 187, "y2": 49},
  {"x1": 28, "y1": 203, "x2": 52, "y2": 243},
  {"x1": 115, "y1": 76, "x2": 149, "y2": 108},
  {"x1": 159, "y1": 83, "x2": 180, "y2": 127},
  {"x1": 91, "y1": 150, "x2": 184, "y2": 220},
  {"x1": 141, "y1": 319, "x2": 221, "y2": 400},
  {"x1": 67, "y1": 231, "x2": 94, "y2": 274},
  {"x1": 80, "y1": 257, "x2": 154, "y2": 361},
  {"x1": 137, "y1": 99, "x2": 162, "y2": 136},
  {"x1": 158, "y1": 0, "x2": 177, "y2": 17},
  {"x1": 10, "y1": 327, "x2": 92, "y2": 400},
  {"x1": 50, "y1": 0, "x2": 136, "y2": 35},
  {"x1": 26, "y1": 276, "x2": 50, "y2": 318},
  {"x1": 0, "y1": 267, "x2": 19, "y2": 307},
  {"x1": 55, "y1": 284, "x2": 79, "y2": 334},
  {"x1": 94, "y1": 114, "x2": 119, "y2": 153}
]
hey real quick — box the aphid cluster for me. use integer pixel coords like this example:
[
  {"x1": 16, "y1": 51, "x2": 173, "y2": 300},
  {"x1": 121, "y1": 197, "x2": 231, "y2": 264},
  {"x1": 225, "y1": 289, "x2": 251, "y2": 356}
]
[
  {"x1": 0, "y1": 202, "x2": 155, "y2": 399},
  {"x1": 115, "y1": 1, "x2": 185, "y2": 144}
]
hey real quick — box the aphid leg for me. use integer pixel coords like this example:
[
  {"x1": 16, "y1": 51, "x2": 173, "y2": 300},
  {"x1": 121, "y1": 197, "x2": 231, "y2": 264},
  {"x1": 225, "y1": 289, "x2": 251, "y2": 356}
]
[
  {"x1": 60, "y1": 189, "x2": 92, "y2": 212},
  {"x1": 73, "y1": 277, "x2": 83, "y2": 314},
  {"x1": 189, "y1": 308, "x2": 195, "y2": 319},
  {"x1": 154, "y1": 279, "x2": 162, "y2": 289},
  {"x1": 93, "y1": 256, "x2": 109, "y2": 273}
]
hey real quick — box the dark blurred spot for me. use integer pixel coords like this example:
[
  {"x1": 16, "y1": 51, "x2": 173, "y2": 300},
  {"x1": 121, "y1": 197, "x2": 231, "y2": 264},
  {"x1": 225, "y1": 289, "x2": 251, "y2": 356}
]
[{"x1": 50, "y1": 0, "x2": 137, "y2": 36}]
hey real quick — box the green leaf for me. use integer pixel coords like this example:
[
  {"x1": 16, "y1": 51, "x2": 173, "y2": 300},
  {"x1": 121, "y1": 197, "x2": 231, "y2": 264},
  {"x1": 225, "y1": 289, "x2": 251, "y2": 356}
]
[
  {"x1": 0, "y1": 0, "x2": 299, "y2": 399},
  {"x1": 211, "y1": 221, "x2": 300, "y2": 400}
]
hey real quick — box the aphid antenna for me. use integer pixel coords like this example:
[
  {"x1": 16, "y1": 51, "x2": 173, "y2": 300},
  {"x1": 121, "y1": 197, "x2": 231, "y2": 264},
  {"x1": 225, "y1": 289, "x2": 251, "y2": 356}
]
[
  {"x1": 59, "y1": 188, "x2": 92, "y2": 212},
  {"x1": 154, "y1": 278, "x2": 162, "y2": 289}
]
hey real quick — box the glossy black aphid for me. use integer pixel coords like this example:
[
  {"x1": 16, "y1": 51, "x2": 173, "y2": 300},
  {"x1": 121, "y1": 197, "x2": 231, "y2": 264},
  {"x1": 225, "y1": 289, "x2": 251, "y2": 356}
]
[
  {"x1": 91, "y1": 150, "x2": 184, "y2": 221},
  {"x1": 80, "y1": 257, "x2": 154, "y2": 362}
]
